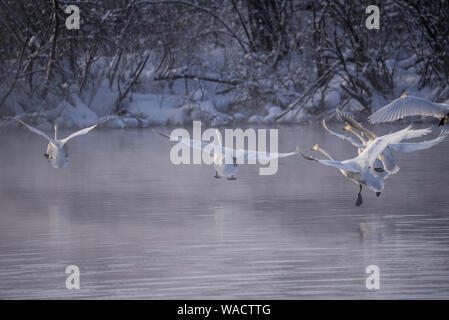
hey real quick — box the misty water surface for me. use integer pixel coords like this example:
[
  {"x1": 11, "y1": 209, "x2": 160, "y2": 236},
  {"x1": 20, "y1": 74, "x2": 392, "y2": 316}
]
[{"x1": 1, "y1": 123, "x2": 449, "y2": 299}]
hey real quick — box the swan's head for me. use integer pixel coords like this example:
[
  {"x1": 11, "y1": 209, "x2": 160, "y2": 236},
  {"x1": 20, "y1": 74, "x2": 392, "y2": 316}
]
[
  {"x1": 343, "y1": 124, "x2": 351, "y2": 131},
  {"x1": 311, "y1": 144, "x2": 319, "y2": 151}
]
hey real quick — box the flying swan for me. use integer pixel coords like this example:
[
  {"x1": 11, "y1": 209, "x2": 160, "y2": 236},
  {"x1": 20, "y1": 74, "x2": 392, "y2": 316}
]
[
  {"x1": 155, "y1": 129, "x2": 298, "y2": 180},
  {"x1": 325, "y1": 110, "x2": 448, "y2": 176},
  {"x1": 15, "y1": 118, "x2": 109, "y2": 168},
  {"x1": 368, "y1": 94, "x2": 449, "y2": 126},
  {"x1": 299, "y1": 125, "x2": 433, "y2": 206}
]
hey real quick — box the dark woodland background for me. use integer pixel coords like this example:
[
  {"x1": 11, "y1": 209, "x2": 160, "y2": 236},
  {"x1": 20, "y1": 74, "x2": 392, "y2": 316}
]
[{"x1": 0, "y1": 0, "x2": 448, "y2": 126}]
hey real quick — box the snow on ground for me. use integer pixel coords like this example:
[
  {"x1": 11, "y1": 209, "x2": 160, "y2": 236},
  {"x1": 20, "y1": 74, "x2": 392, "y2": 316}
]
[{"x1": 0, "y1": 53, "x2": 445, "y2": 130}]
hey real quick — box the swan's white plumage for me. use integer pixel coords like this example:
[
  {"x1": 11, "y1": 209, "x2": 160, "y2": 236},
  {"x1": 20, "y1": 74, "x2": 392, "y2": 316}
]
[
  {"x1": 15, "y1": 118, "x2": 56, "y2": 144},
  {"x1": 346, "y1": 125, "x2": 431, "y2": 171},
  {"x1": 368, "y1": 95, "x2": 449, "y2": 124},
  {"x1": 389, "y1": 129, "x2": 448, "y2": 153},
  {"x1": 307, "y1": 125, "x2": 432, "y2": 192},
  {"x1": 60, "y1": 118, "x2": 109, "y2": 145},
  {"x1": 15, "y1": 118, "x2": 108, "y2": 168},
  {"x1": 156, "y1": 130, "x2": 298, "y2": 164},
  {"x1": 335, "y1": 109, "x2": 445, "y2": 174}
]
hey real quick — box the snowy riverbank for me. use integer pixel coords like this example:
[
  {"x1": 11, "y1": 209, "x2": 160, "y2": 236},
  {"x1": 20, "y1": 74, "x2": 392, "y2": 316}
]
[{"x1": 1, "y1": 53, "x2": 447, "y2": 130}]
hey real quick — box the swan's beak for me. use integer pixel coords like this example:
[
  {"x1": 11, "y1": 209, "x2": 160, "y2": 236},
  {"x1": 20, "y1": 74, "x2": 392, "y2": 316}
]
[
  {"x1": 400, "y1": 92, "x2": 407, "y2": 98},
  {"x1": 311, "y1": 144, "x2": 319, "y2": 151},
  {"x1": 343, "y1": 125, "x2": 351, "y2": 131}
]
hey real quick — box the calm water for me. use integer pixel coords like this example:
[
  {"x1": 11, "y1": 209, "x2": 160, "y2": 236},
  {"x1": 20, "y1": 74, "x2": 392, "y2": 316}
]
[{"x1": 1, "y1": 123, "x2": 449, "y2": 299}]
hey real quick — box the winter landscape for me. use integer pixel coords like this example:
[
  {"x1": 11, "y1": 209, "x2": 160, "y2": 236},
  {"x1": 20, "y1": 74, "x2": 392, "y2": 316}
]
[{"x1": 1, "y1": 0, "x2": 449, "y2": 300}]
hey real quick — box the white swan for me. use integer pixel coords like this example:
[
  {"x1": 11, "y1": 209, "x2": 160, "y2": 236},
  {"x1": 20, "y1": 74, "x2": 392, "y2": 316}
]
[
  {"x1": 15, "y1": 118, "x2": 109, "y2": 168},
  {"x1": 337, "y1": 109, "x2": 400, "y2": 175},
  {"x1": 336, "y1": 109, "x2": 448, "y2": 165},
  {"x1": 304, "y1": 144, "x2": 371, "y2": 206},
  {"x1": 323, "y1": 118, "x2": 448, "y2": 181},
  {"x1": 212, "y1": 129, "x2": 238, "y2": 179},
  {"x1": 155, "y1": 129, "x2": 298, "y2": 180},
  {"x1": 368, "y1": 94, "x2": 449, "y2": 126},
  {"x1": 299, "y1": 125, "x2": 433, "y2": 206}
]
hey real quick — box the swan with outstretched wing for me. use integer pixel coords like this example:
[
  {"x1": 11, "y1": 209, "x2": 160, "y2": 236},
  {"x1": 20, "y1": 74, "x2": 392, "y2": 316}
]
[
  {"x1": 334, "y1": 109, "x2": 447, "y2": 175},
  {"x1": 299, "y1": 125, "x2": 432, "y2": 206},
  {"x1": 368, "y1": 94, "x2": 449, "y2": 126},
  {"x1": 155, "y1": 129, "x2": 298, "y2": 180},
  {"x1": 15, "y1": 118, "x2": 109, "y2": 168}
]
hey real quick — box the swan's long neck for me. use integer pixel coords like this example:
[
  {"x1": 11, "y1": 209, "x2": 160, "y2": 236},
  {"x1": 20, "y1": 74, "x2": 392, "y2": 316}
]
[
  {"x1": 347, "y1": 127, "x2": 366, "y2": 144},
  {"x1": 54, "y1": 125, "x2": 58, "y2": 140},
  {"x1": 216, "y1": 129, "x2": 222, "y2": 147},
  {"x1": 214, "y1": 129, "x2": 223, "y2": 165},
  {"x1": 316, "y1": 146, "x2": 335, "y2": 161}
]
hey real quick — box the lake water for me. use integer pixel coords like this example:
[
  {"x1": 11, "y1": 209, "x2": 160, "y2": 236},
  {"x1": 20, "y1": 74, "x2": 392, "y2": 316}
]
[{"x1": 1, "y1": 123, "x2": 449, "y2": 299}]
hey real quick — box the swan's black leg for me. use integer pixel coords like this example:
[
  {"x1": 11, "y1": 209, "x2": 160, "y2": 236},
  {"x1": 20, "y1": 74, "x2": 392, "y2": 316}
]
[
  {"x1": 355, "y1": 184, "x2": 363, "y2": 207},
  {"x1": 376, "y1": 192, "x2": 381, "y2": 197},
  {"x1": 442, "y1": 113, "x2": 449, "y2": 126},
  {"x1": 44, "y1": 154, "x2": 49, "y2": 159},
  {"x1": 214, "y1": 171, "x2": 221, "y2": 178},
  {"x1": 227, "y1": 175, "x2": 237, "y2": 180}
]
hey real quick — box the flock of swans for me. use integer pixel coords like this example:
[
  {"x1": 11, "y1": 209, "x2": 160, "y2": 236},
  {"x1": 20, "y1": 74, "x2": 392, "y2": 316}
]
[
  {"x1": 300, "y1": 110, "x2": 447, "y2": 206},
  {"x1": 11, "y1": 94, "x2": 449, "y2": 206}
]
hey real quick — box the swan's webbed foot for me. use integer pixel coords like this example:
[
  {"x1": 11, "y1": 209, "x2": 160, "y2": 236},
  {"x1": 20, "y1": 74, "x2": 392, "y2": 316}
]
[
  {"x1": 374, "y1": 168, "x2": 385, "y2": 172},
  {"x1": 376, "y1": 192, "x2": 381, "y2": 197},
  {"x1": 44, "y1": 153, "x2": 49, "y2": 159},
  {"x1": 355, "y1": 185, "x2": 363, "y2": 207},
  {"x1": 227, "y1": 175, "x2": 237, "y2": 181},
  {"x1": 214, "y1": 171, "x2": 222, "y2": 179}
]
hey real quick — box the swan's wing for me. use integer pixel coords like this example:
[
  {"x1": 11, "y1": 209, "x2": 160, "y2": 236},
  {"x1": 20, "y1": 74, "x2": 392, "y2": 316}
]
[
  {"x1": 298, "y1": 149, "x2": 360, "y2": 173},
  {"x1": 389, "y1": 129, "x2": 448, "y2": 153},
  {"x1": 61, "y1": 118, "x2": 109, "y2": 144},
  {"x1": 154, "y1": 130, "x2": 215, "y2": 152},
  {"x1": 336, "y1": 109, "x2": 377, "y2": 140},
  {"x1": 14, "y1": 118, "x2": 55, "y2": 143},
  {"x1": 241, "y1": 149, "x2": 298, "y2": 162},
  {"x1": 321, "y1": 119, "x2": 364, "y2": 149},
  {"x1": 157, "y1": 130, "x2": 298, "y2": 163},
  {"x1": 354, "y1": 125, "x2": 432, "y2": 169},
  {"x1": 318, "y1": 159, "x2": 360, "y2": 172},
  {"x1": 368, "y1": 96, "x2": 446, "y2": 124},
  {"x1": 379, "y1": 147, "x2": 400, "y2": 175}
]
